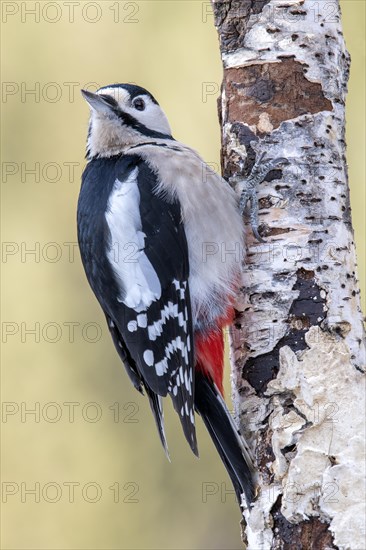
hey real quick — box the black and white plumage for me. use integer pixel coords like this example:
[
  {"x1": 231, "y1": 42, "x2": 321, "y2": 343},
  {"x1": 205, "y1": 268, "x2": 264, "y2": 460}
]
[
  {"x1": 78, "y1": 84, "x2": 256, "y2": 507},
  {"x1": 78, "y1": 152, "x2": 196, "y2": 454}
]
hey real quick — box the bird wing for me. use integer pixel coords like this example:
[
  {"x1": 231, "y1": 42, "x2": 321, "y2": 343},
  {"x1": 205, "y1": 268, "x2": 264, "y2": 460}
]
[{"x1": 78, "y1": 154, "x2": 197, "y2": 454}]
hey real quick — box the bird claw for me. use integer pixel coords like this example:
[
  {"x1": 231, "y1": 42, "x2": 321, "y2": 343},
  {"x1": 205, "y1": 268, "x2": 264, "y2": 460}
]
[{"x1": 235, "y1": 155, "x2": 289, "y2": 242}]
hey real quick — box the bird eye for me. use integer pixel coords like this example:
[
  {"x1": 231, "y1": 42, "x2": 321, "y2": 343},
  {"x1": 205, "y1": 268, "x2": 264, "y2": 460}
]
[{"x1": 133, "y1": 98, "x2": 145, "y2": 111}]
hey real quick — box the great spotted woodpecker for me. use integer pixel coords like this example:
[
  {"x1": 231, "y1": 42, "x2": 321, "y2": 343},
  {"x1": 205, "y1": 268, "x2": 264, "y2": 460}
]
[{"x1": 77, "y1": 83, "x2": 283, "y2": 508}]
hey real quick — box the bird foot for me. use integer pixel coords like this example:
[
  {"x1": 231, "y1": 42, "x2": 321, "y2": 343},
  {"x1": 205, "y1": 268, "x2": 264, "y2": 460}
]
[{"x1": 233, "y1": 154, "x2": 288, "y2": 242}]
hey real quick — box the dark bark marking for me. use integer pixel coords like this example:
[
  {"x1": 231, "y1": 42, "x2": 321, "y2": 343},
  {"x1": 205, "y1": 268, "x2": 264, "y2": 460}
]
[
  {"x1": 242, "y1": 269, "x2": 327, "y2": 395},
  {"x1": 231, "y1": 122, "x2": 258, "y2": 171},
  {"x1": 224, "y1": 60, "x2": 333, "y2": 132},
  {"x1": 271, "y1": 496, "x2": 337, "y2": 549},
  {"x1": 256, "y1": 428, "x2": 276, "y2": 485},
  {"x1": 212, "y1": 0, "x2": 271, "y2": 53},
  {"x1": 259, "y1": 225, "x2": 293, "y2": 237}
]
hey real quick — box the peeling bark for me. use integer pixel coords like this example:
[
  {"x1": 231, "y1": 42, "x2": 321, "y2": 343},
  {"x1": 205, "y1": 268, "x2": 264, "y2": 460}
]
[
  {"x1": 225, "y1": 60, "x2": 333, "y2": 132},
  {"x1": 212, "y1": 0, "x2": 365, "y2": 548}
]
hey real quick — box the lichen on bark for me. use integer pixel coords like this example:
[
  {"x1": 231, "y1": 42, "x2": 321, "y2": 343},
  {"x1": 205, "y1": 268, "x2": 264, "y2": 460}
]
[{"x1": 212, "y1": 0, "x2": 366, "y2": 548}]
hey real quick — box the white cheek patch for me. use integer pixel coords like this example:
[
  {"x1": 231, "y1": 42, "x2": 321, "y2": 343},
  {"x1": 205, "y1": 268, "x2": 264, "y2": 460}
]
[
  {"x1": 105, "y1": 167, "x2": 162, "y2": 312},
  {"x1": 121, "y1": 99, "x2": 171, "y2": 136},
  {"x1": 97, "y1": 88, "x2": 171, "y2": 136},
  {"x1": 136, "y1": 102, "x2": 171, "y2": 136}
]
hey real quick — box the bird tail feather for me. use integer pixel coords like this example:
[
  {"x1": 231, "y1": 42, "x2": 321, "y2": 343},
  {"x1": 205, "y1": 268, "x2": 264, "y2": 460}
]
[
  {"x1": 145, "y1": 385, "x2": 170, "y2": 461},
  {"x1": 194, "y1": 370, "x2": 256, "y2": 507}
]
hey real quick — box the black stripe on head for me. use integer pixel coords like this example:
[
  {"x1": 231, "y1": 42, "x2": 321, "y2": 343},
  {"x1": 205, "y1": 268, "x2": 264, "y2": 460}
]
[
  {"x1": 97, "y1": 83, "x2": 172, "y2": 140},
  {"x1": 98, "y1": 83, "x2": 159, "y2": 105},
  {"x1": 115, "y1": 110, "x2": 174, "y2": 140}
]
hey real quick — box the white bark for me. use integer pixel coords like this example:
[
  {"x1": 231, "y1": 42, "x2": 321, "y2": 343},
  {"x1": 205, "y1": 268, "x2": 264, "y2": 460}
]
[{"x1": 212, "y1": 1, "x2": 365, "y2": 548}]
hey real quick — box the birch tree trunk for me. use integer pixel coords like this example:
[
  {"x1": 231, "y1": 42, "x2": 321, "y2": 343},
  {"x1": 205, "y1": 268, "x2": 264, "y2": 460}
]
[{"x1": 211, "y1": 1, "x2": 365, "y2": 548}]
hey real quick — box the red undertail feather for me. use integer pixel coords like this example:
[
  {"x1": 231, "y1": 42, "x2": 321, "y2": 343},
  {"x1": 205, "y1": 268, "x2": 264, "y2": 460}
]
[{"x1": 195, "y1": 307, "x2": 235, "y2": 395}]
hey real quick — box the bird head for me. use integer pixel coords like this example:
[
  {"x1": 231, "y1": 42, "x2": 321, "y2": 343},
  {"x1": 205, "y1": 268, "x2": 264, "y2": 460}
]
[{"x1": 81, "y1": 84, "x2": 173, "y2": 158}]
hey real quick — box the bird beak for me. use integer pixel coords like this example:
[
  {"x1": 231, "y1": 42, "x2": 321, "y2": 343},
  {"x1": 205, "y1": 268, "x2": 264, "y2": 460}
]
[{"x1": 81, "y1": 89, "x2": 114, "y2": 114}]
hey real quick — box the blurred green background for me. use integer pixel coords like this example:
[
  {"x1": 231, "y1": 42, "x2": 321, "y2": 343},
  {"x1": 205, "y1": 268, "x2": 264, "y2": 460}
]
[{"x1": 1, "y1": 1, "x2": 364, "y2": 549}]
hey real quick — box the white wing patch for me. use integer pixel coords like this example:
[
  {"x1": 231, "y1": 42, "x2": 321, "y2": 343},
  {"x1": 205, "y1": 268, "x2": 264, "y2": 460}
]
[{"x1": 105, "y1": 167, "x2": 161, "y2": 312}]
